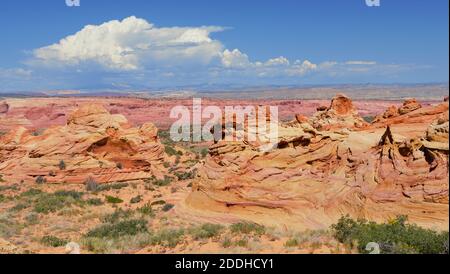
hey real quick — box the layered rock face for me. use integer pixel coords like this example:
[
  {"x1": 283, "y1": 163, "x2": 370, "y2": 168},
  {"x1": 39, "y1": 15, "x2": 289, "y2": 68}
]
[
  {"x1": 399, "y1": 99, "x2": 422, "y2": 115},
  {"x1": 187, "y1": 95, "x2": 449, "y2": 230},
  {"x1": 309, "y1": 94, "x2": 368, "y2": 130},
  {"x1": 0, "y1": 105, "x2": 166, "y2": 184}
]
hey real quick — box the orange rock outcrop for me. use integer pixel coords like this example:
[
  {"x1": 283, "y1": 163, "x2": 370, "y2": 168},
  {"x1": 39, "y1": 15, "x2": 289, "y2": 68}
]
[
  {"x1": 309, "y1": 94, "x2": 368, "y2": 130},
  {"x1": 186, "y1": 95, "x2": 449, "y2": 231},
  {"x1": 0, "y1": 105, "x2": 166, "y2": 184}
]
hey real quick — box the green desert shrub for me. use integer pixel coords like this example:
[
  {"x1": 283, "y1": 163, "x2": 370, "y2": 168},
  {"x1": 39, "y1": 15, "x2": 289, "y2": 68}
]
[
  {"x1": 222, "y1": 237, "x2": 233, "y2": 248},
  {"x1": 35, "y1": 176, "x2": 47, "y2": 184},
  {"x1": 150, "y1": 229, "x2": 185, "y2": 248},
  {"x1": 86, "y1": 198, "x2": 104, "y2": 206},
  {"x1": 173, "y1": 170, "x2": 196, "y2": 181},
  {"x1": 20, "y1": 188, "x2": 43, "y2": 197},
  {"x1": 31, "y1": 129, "x2": 45, "y2": 137},
  {"x1": 105, "y1": 196, "x2": 123, "y2": 204},
  {"x1": 82, "y1": 233, "x2": 153, "y2": 254},
  {"x1": 363, "y1": 116, "x2": 375, "y2": 123},
  {"x1": 284, "y1": 238, "x2": 300, "y2": 248},
  {"x1": 25, "y1": 212, "x2": 39, "y2": 225},
  {"x1": 102, "y1": 209, "x2": 133, "y2": 224},
  {"x1": 85, "y1": 177, "x2": 98, "y2": 192},
  {"x1": 190, "y1": 223, "x2": 224, "y2": 240},
  {"x1": 0, "y1": 184, "x2": 19, "y2": 192},
  {"x1": 130, "y1": 195, "x2": 142, "y2": 204},
  {"x1": 145, "y1": 175, "x2": 173, "y2": 187},
  {"x1": 10, "y1": 202, "x2": 30, "y2": 212},
  {"x1": 230, "y1": 222, "x2": 265, "y2": 235},
  {"x1": 40, "y1": 235, "x2": 68, "y2": 247},
  {"x1": 96, "y1": 182, "x2": 129, "y2": 192},
  {"x1": 162, "y1": 203, "x2": 174, "y2": 212},
  {"x1": 234, "y1": 238, "x2": 249, "y2": 247},
  {"x1": 83, "y1": 209, "x2": 154, "y2": 253},
  {"x1": 54, "y1": 190, "x2": 84, "y2": 200},
  {"x1": 58, "y1": 160, "x2": 66, "y2": 171},
  {"x1": 0, "y1": 214, "x2": 22, "y2": 238},
  {"x1": 85, "y1": 219, "x2": 148, "y2": 239},
  {"x1": 201, "y1": 148, "x2": 209, "y2": 158},
  {"x1": 164, "y1": 145, "x2": 183, "y2": 157},
  {"x1": 158, "y1": 130, "x2": 172, "y2": 144},
  {"x1": 331, "y1": 215, "x2": 449, "y2": 254},
  {"x1": 33, "y1": 191, "x2": 83, "y2": 214},
  {"x1": 82, "y1": 237, "x2": 111, "y2": 253},
  {"x1": 151, "y1": 200, "x2": 166, "y2": 206},
  {"x1": 137, "y1": 203, "x2": 154, "y2": 217},
  {"x1": 34, "y1": 196, "x2": 68, "y2": 214}
]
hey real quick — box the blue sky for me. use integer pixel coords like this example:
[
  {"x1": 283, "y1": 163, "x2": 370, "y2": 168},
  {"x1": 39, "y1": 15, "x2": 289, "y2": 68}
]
[{"x1": 0, "y1": 0, "x2": 448, "y2": 92}]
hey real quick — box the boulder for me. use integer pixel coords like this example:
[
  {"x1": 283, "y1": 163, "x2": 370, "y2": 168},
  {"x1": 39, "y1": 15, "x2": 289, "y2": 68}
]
[
  {"x1": 329, "y1": 93, "x2": 355, "y2": 115},
  {"x1": 383, "y1": 105, "x2": 399, "y2": 119},
  {"x1": 426, "y1": 112, "x2": 449, "y2": 143},
  {"x1": 398, "y1": 98, "x2": 422, "y2": 115},
  {"x1": 295, "y1": 114, "x2": 309, "y2": 124},
  {"x1": 309, "y1": 94, "x2": 368, "y2": 130}
]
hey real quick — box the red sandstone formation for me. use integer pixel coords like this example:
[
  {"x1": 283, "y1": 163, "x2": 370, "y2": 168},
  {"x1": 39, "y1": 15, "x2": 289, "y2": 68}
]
[
  {"x1": 0, "y1": 95, "x2": 448, "y2": 232},
  {"x1": 308, "y1": 94, "x2": 368, "y2": 130},
  {"x1": 375, "y1": 105, "x2": 399, "y2": 122},
  {"x1": 295, "y1": 114, "x2": 309, "y2": 124},
  {"x1": 398, "y1": 98, "x2": 422, "y2": 115},
  {"x1": 0, "y1": 104, "x2": 168, "y2": 184},
  {"x1": 185, "y1": 95, "x2": 449, "y2": 231},
  {"x1": 370, "y1": 98, "x2": 449, "y2": 131}
]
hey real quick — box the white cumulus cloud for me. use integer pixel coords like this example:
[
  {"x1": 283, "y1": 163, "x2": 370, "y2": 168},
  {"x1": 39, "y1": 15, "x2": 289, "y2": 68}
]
[
  {"x1": 32, "y1": 16, "x2": 226, "y2": 70},
  {"x1": 287, "y1": 60, "x2": 318, "y2": 76},
  {"x1": 20, "y1": 16, "x2": 405, "y2": 89},
  {"x1": 30, "y1": 16, "x2": 322, "y2": 78},
  {"x1": 264, "y1": 56, "x2": 290, "y2": 67},
  {"x1": 221, "y1": 49, "x2": 251, "y2": 68}
]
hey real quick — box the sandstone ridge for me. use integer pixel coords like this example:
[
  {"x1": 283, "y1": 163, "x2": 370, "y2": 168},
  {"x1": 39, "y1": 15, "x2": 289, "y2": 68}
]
[
  {"x1": 185, "y1": 95, "x2": 449, "y2": 231},
  {"x1": 0, "y1": 104, "x2": 167, "y2": 184}
]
